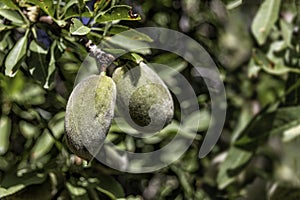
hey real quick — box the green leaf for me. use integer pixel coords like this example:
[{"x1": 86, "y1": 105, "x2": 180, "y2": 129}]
[
  {"x1": 106, "y1": 28, "x2": 153, "y2": 53},
  {"x1": 109, "y1": 25, "x2": 153, "y2": 42},
  {"x1": 78, "y1": 0, "x2": 84, "y2": 10},
  {"x1": 27, "y1": 0, "x2": 54, "y2": 18},
  {"x1": 120, "y1": 52, "x2": 144, "y2": 64},
  {"x1": 5, "y1": 31, "x2": 29, "y2": 77},
  {"x1": 104, "y1": 34, "x2": 151, "y2": 55},
  {"x1": 30, "y1": 129, "x2": 54, "y2": 161},
  {"x1": 217, "y1": 146, "x2": 253, "y2": 189},
  {"x1": 0, "y1": 172, "x2": 46, "y2": 199},
  {"x1": 152, "y1": 53, "x2": 188, "y2": 78},
  {"x1": 0, "y1": 9, "x2": 24, "y2": 25},
  {"x1": 48, "y1": 112, "x2": 65, "y2": 139},
  {"x1": 226, "y1": 0, "x2": 243, "y2": 10},
  {"x1": 17, "y1": 83, "x2": 46, "y2": 105},
  {"x1": 1, "y1": 0, "x2": 19, "y2": 10},
  {"x1": 251, "y1": 0, "x2": 281, "y2": 45},
  {"x1": 28, "y1": 40, "x2": 48, "y2": 85},
  {"x1": 252, "y1": 48, "x2": 300, "y2": 75},
  {"x1": 235, "y1": 106, "x2": 300, "y2": 147},
  {"x1": 0, "y1": 31, "x2": 11, "y2": 51},
  {"x1": 0, "y1": 51, "x2": 5, "y2": 66},
  {"x1": 44, "y1": 40, "x2": 57, "y2": 89},
  {"x1": 177, "y1": 149, "x2": 199, "y2": 172},
  {"x1": 248, "y1": 57, "x2": 261, "y2": 78},
  {"x1": 70, "y1": 18, "x2": 91, "y2": 35},
  {"x1": 280, "y1": 19, "x2": 293, "y2": 47},
  {"x1": 60, "y1": 0, "x2": 77, "y2": 18},
  {"x1": 171, "y1": 165, "x2": 194, "y2": 198},
  {"x1": 27, "y1": 0, "x2": 67, "y2": 26},
  {"x1": 66, "y1": 182, "x2": 87, "y2": 197},
  {"x1": 94, "y1": 0, "x2": 111, "y2": 13},
  {"x1": 63, "y1": 5, "x2": 92, "y2": 20},
  {"x1": 0, "y1": 115, "x2": 11, "y2": 155},
  {"x1": 95, "y1": 5, "x2": 141, "y2": 23},
  {"x1": 0, "y1": 23, "x2": 15, "y2": 31},
  {"x1": 96, "y1": 175, "x2": 125, "y2": 198},
  {"x1": 19, "y1": 120, "x2": 39, "y2": 138}
]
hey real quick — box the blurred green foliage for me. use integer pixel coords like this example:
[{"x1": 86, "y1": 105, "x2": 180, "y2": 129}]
[{"x1": 1, "y1": 0, "x2": 300, "y2": 199}]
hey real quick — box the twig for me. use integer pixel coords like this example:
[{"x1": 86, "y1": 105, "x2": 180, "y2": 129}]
[{"x1": 84, "y1": 39, "x2": 115, "y2": 73}]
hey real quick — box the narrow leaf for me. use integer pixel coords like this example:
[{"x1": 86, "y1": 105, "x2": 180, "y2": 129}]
[
  {"x1": 280, "y1": 19, "x2": 293, "y2": 47},
  {"x1": 109, "y1": 25, "x2": 153, "y2": 42},
  {"x1": 94, "y1": 0, "x2": 111, "y2": 13},
  {"x1": 28, "y1": 40, "x2": 48, "y2": 85},
  {"x1": 235, "y1": 106, "x2": 300, "y2": 147},
  {"x1": 1, "y1": 0, "x2": 19, "y2": 10},
  {"x1": 0, "y1": 115, "x2": 11, "y2": 155},
  {"x1": 0, "y1": 9, "x2": 24, "y2": 25},
  {"x1": 95, "y1": 5, "x2": 141, "y2": 23},
  {"x1": 251, "y1": 0, "x2": 281, "y2": 45},
  {"x1": 226, "y1": 0, "x2": 243, "y2": 10},
  {"x1": 5, "y1": 31, "x2": 29, "y2": 77},
  {"x1": 44, "y1": 40, "x2": 57, "y2": 89}
]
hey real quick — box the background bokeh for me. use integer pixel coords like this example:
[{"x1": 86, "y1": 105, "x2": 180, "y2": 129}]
[{"x1": 1, "y1": 0, "x2": 300, "y2": 199}]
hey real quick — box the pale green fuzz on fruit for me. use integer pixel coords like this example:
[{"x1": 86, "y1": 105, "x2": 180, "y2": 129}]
[
  {"x1": 64, "y1": 74, "x2": 116, "y2": 160},
  {"x1": 112, "y1": 62, "x2": 174, "y2": 132}
]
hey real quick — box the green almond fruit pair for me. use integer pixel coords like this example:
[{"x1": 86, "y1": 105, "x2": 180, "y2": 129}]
[{"x1": 64, "y1": 63, "x2": 174, "y2": 160}]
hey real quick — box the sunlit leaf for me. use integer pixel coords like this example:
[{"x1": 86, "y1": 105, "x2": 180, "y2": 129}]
[
  {"x1": 109, "y1": 25, "x2": 153, "y2": 42},
  {"x1": 1, "y1": 0, "x2": 19, "y2": 10},
  {"x1": 251, "y1": 0, "x2": 281, "y2": 45},
  {"x1": 226, "y1": 0, "x2": 243, "y2": 10},
  {"x1": 70, "y1": 18, "x2": 91, "y2": 35},
  {"x1": 280, "y1": 19, "x2": 293, "y2": 47},
  {"x1": 0, "y1": 9, "x2": 24, "y2": 25},
  {"x1": 95, "y1": 5, "x2": 141, "y2": 23},
  {"x1": 104, "y1": 34, "x2": 151, "y2": 55},
  {"x1": 0, "y1": 23, "x2": 15, "y2": 31},
  {"x1": 5, "y1": 31, "x2": 29, "y2": 77}
]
